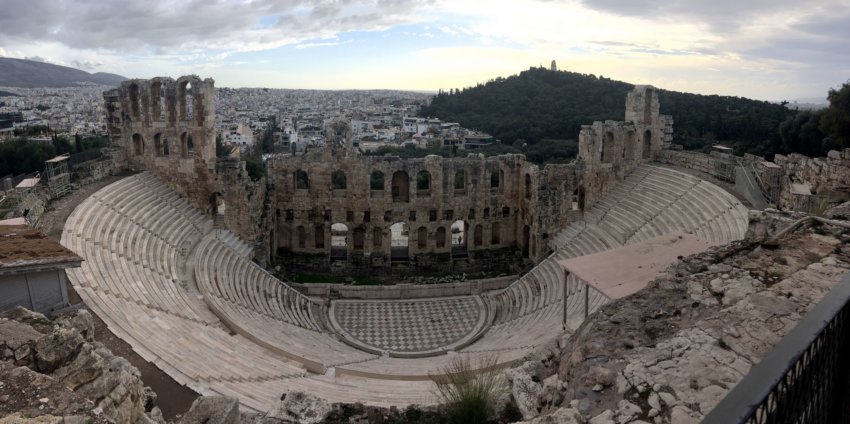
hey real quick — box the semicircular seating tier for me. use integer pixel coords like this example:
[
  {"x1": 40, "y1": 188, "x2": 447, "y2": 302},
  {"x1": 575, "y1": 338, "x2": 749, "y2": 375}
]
[{"x1": 61, "y1": 164, "x2": 749, "y2": 413}]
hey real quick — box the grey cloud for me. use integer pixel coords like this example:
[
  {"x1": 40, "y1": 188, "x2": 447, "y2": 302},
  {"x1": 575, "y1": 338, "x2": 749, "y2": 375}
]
[
  {"x1": 739, "y1": 6, "x2": 850, "y2": 67},
  {"x1": 24, "y1": 55, "x2": 52, "y2": 62},
  {"x1": 578, "y1": 0, "x2": 825, "y2": 32},
  {"x1": 0, "y1": 0, "x2": 428, "y2": 53}
]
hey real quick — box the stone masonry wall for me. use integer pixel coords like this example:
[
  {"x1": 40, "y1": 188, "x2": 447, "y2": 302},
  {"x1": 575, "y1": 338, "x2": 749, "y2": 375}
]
[
  {"x1": 577, "y1": 85, "x2": 664, "y2": 211},
  {"x1": 103, "y1": 76, "x2": 262, "y2": 244},
  {"x1": 267, "y1": 149, "x2": 556, "y2": 268},
  {"x1": 655, "y1": 149, "x2": 737, "y2": 182}
]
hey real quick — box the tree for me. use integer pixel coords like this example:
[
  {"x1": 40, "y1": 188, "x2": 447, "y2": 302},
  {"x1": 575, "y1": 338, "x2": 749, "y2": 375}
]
[{"x1": 820, "y1": 81, "x2": 850, "y2": 148}]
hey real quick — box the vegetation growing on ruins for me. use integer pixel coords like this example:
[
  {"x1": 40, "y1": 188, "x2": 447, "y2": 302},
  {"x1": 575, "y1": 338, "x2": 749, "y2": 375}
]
[{"x1": 431, "y1": 355, "x2": 505, "y2": 424}]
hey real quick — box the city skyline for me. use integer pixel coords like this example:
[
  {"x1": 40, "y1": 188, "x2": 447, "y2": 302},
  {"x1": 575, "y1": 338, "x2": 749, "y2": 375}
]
[{"x1": 1, "y1": 0, "x2": 848, "y2": 101}]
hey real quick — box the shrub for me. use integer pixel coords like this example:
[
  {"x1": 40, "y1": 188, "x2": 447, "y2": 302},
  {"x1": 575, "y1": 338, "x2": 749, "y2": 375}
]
[{"x1": 430, "y1": 355, "x2": 504, "y2": 424}]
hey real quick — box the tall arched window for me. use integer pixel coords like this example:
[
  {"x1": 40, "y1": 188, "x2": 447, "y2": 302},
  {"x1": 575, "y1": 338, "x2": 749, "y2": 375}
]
[
  {"x1": 416, "y1": 170, "x2": 431, "y2": 191},
  {"x1": 391, "y1": 171, "x2": 409, "y2": 202},
  {"x1": 454, "y1": 170, "x2": 466, "y2": 192},
  {"x1": 331, "y1": 170, "x2": 347, "y2": 190},
  {"x1": 603, "y1": 131, "x2": 614, "y2": 163},
  {"x1": 132, "y1": 133, "x2": 144, "y2": 156},
  {"x1": 370, "y1": 170, "x2": 384, "y2": 190},
  {"x1": 417, "y1": 226, "x2": 427, "y2": 249},
  {"x1": 154, "y1": 133, "x2": 163, "y2": 156},
  {"x1": 294, "y1": 170, "x2": 309, "y2": 190}
]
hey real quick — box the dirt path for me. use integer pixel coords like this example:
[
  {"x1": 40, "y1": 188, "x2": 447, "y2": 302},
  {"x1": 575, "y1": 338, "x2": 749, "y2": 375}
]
[{"x1": 42, "y1": 175, "x2": 199, "y2": 420}]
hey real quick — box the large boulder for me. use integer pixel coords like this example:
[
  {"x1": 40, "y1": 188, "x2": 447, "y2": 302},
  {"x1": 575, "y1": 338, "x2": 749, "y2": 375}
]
[
  {"x1": 505, "y1": 361, "x2": 545, "y2": 420},
  {"x1": 178, "y1": 396, "x2": 240, "y2": 424}
]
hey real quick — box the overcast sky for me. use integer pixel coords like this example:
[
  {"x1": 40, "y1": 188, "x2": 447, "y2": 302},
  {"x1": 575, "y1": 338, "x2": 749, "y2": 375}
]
[{"x1": 1, "y1": 0, "x2": 848, "y2": 100}]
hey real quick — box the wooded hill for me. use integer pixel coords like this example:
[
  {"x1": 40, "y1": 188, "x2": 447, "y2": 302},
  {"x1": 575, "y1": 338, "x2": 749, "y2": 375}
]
[{"x1": 419, "y1": 67, "x2": 794, "y2": 155}]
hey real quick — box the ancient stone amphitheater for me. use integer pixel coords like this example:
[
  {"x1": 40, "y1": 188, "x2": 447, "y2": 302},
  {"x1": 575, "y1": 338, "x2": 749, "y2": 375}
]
[{"x1": 60, "y1": 77, "x2": 749, "y2": 413}]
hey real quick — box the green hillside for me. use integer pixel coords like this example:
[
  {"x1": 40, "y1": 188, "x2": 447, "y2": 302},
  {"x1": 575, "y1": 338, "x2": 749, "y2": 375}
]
[{"x1": 420, "y1": 67, "x2": 794, "y2": 155}]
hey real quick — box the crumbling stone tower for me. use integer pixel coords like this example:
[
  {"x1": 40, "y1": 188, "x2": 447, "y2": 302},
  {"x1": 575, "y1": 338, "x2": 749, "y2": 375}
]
[
  {"x1": 577, "y1": 85, "x2": 666, "y2": 209},
  {"x1": 103, "y1": 76, "x2": 217, "y2": 212}
]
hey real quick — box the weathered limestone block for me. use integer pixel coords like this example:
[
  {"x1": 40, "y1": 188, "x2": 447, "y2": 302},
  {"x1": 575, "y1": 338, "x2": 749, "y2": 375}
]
[
  {"x1": 263, "y1": 391, "x2": 332, "y2": 424},
  {"x1": 178, "y1": 396, "x2": 240, "y2": 424},
  {"x1": 505, "y1": 361, "x2": 546, "y2": 420}
]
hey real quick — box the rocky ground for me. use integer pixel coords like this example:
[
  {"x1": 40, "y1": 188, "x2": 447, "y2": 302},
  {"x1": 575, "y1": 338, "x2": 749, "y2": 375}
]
[
  {"x1": 502, "y1": 208, "x2": 850, "y2": 424},
  {"x1": 0, "y1": 307, "x2": 160, "y2": 423}
]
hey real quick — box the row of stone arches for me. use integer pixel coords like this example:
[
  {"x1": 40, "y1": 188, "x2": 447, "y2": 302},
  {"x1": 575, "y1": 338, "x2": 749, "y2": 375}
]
[
  {"x1": 292, "y1": 169, "x2": 505, "y2": 202},
  {"x1": 126, "y1": 80, "x2": 202, "y2": 125},
  {"x1": 131, "y1": 132, "x2": 194, "y2": 158},
  {"x1": 284, "y1": 220, "x2": 506, "y2": 260},
  {"x1": 599, "y1": 129, "x2": 652, "y2": 164}
]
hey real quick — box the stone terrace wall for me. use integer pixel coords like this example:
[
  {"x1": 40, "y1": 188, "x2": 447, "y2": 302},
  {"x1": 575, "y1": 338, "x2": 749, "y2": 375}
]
[{"x1": 656, "y1": 149, "x2": 737, "y2": 182}]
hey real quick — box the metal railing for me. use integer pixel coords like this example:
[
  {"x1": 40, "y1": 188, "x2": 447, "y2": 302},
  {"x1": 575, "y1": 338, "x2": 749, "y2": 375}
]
[{"x1": 702, "y1": 271, "x2": 850, "y2": 424}]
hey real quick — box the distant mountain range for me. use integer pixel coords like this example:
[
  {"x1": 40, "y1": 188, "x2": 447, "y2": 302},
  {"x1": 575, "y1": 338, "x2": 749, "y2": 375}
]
[{"x1": 0, "y1": 57, "x2": 126, "y2": 88}]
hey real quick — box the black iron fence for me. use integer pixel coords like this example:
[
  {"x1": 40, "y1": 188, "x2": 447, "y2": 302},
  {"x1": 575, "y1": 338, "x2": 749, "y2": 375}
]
[{"x1": 702, "y1": 272, "x2": 850, "y2": 424}]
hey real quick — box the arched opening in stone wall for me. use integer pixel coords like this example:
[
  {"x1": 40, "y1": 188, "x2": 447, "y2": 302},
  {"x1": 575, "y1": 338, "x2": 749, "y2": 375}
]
[
  {"x1": 473, "y1": 224, "x2": 483, "y2": 247},
  {"x1": 391, "y1": 171, "x2": 409, "y2": 203},
  {"x1": 454, "y1": 170, "x2": 466, "y2": 193},
  {"x1": 416, "y1": 171, "x2": 431, "y2": 193},
  {"x1": 154, "y1": 133, "x2": 163, "y2": 157},
  {"x1": 132, "y1": 133, "x2": 144, "y2": 156},
  {"x1": 572, "y1": 188, "x2": 580, "y2": 211},
  {"x1": 578, "y1": 186, "x2": 586, "y2": 211},
  {"x1": 490, "y1": 170, "x2": 500, "y2": 189},
  {"x1": 128, "y1": 83, "x2": 140, "y2": 119},
  {"x1": 624, "y1": 130, "x2": 635, "y2": 160},
  {"x1": 603, "y1": 131, "x2": 614, "y2": 163},
  {"x1": 184, "y1": 81, "x2": 193, "y2": 121},
  {"x1": 522, "y1": 225, "x2": 530, "y2": 258},
  {"x1": 484, "y1": 208, "x2": 490, "y2": 219},
  {"x1": 372, "y1": 227, "x2": 383, "y2": 250},
  {"x1": 194, "y1": 88, "x2": 204, "y2": 127},
  {"x1": 297, "y1": 226, "x2": 306, "y2": 248},
  {"x1": 370, "y1": 170, "x2": 384, "y2": 191},
  {"x1": 330, "y1": 223, "x2": 348, "y2": 260},
  {"x1": 331, "y1": 170, "x2": 347, "y2": 190},
  {"x1": 150, "y1": 82, "x2": 162, "y2": 121},
  {"x1": 162, "y1": 137, "x2": 170, "y2": 156},
  {"x1": 294, "y1": 170, "x2": 309, "y2": 190},
  {"x1": 314, "y1": 225, "x2": 325, "y2": 249},
  {"x1": 525, "y1": 174, "x2": 532, "y2": 199},
  {"x1": 353, "y1": 227, "x2": 365, "y2": 250},
  {"x1": 177, "y1": 81, "x2": 188, "y2": 120},
  {"x1": 451, "y1": 220, "x2": 467, "y2": 257},
  {"x1": 390, "y1": 222, "x2": 409, "y2": 260},
  {"x1": 491, "y1": 222, "x2": 501, "y2": 245},
  {"x1": 417, "y1": 226, "x2": 427, "y2": 249},
  {"x1": 180, "y1": 132, "x2": 193, "y2": 157},
  {"x1": 642, "y1": 130, "x2": 652, "y2": 159},
  {"x1": 436, "y1": 226, "x2": 446, "y2": 248}
]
